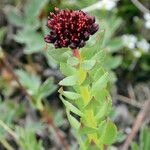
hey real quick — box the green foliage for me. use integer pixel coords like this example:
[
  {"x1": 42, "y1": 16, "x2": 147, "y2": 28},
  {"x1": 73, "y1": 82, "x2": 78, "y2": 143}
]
[
  {"x1": 98, "y1": 120, "x2": 117, "y2": 145},
  {"x1": 7, "y1": 0, "x2": 48, "y2": 54},
  {"x1": 7, "y1": 0, "x2": 47, "y2": 28},
  {"x1": 16, "y1": 69, "x2": 41, "y2": 94},
  {"x1": 0, "y1": 118, "x2": 44, "y2": 150},
  {"x1": 14, "y1": 28, "x2": 45, "y2": 54},
  {"x1": 66, "y1": 110, "x2": 80, "y2": 130},
  {"x1": 37, "y1": 77, "x2": 57, "y2": 100},
  {"x1": 60, "y1": 95, "x2": 83, "y2": 117},
  {"x1": 2, "y1": 0, "x2": 149, "y2": 149},
  {"x1": 0, "y1": 100, "x2": 25, "y2": 137},
  {"x1": 16, "y1": 69, "x2": 57, "y2": 109},
  {"x1": 15, "y1": 125, "x2": 44, "y2": 150},
  {"x1": 25, "y1": 0, "x2": 47, "y2": 22},
  {"x1": 62, "y1": 91, "x2": 81, "y2": 100},
  {"x1": 50, "y1": 26, "x2": 117, "y2": 149},
  {"x1": 59, "y1": 75, "x2": 78, "y2": 86},
  {"x1": 47, "y1": 47, "x2": 69, "y2": 63},
  {"x1": 0, "y1": 27, "x2": 6, "y2": 45},
  {"x1": 131, "y1": 126, "x2": 150, "y2": 150},
  {"x1": 91, "y1": 72, "x2": 109, "y2": 95}
]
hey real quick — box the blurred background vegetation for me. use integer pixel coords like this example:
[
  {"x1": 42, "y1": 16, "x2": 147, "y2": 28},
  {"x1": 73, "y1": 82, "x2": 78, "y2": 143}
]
[{"x1": 0, "y1": 0, "x2": 150, "y2": 150}]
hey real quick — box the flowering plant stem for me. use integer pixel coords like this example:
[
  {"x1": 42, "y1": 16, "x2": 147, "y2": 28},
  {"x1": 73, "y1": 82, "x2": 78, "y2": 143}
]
[{"x1": 44, "y1": 8, "x2": 117, "y2": 149}]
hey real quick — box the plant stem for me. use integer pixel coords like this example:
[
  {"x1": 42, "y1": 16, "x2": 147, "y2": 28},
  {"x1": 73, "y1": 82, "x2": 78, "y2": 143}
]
[
  {"x1": 122, "y1": 98, "x2": 150, "y2": 150},
  {"x1": 0, "y1": 138, "x2": 15, "y2": 150},
  {"x1": 73, "y1": 49, "x2": 80, "y2": 60},
  {"x1": 0, "y1": 120, "x2": 18, "y2": 140},
  {"x1": 72, "y1": 49, "x2": 100, "y2": 148},
  {"x1": 131, "y1": 0, "x2": 150, "y2": 14}
]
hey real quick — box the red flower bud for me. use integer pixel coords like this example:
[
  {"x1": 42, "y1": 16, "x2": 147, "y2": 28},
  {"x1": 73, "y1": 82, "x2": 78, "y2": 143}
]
[{"x1": 44, "y1": 8, "x2": 99, "y2": 49}]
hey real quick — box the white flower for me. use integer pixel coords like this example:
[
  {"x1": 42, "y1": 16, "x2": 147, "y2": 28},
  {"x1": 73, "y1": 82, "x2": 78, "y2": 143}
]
[
  {"x1": 97, "y1": 0, "x2": 118, "y2": 11},
  {"x1": 145, "y1": 20, "x2": 150, "y2": 29},
  {"x1": 82, "y1": 0, "x2": 119, "y2": 12},
  {"x1": 122, "y1": 34, "x2": 137, "y2": 49},
  {"x1": 144, "y1": 13, "x2": 150, "y2": 29},
  {"x1": 144, "y1": 13, "x2": 150, "y2": 20},
  {"x1": 137, "y1": 39, "x2": 150, "y2": 52},
  {"x1": 103, "y1": 0, "x2": 116, "y2": 10},
  {"x1": 133, "y1": 51, "x2": 141, "y2": 58}
]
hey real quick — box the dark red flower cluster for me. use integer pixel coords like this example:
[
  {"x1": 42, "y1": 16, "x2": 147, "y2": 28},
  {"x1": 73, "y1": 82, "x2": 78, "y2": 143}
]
[{"x1": 44, "y1": 8, "x2": 99, "y2": 49}]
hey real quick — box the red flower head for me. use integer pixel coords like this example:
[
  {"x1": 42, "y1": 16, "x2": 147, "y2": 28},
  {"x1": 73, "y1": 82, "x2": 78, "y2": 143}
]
[{"x1": 44, "y1": 8, "x2": 99, "y2": 49}]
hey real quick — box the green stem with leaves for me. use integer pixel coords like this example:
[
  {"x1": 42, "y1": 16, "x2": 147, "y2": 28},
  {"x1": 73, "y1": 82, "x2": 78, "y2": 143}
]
[{"x1": 48, "y1": 32, "x2": 117, "y2": 149}]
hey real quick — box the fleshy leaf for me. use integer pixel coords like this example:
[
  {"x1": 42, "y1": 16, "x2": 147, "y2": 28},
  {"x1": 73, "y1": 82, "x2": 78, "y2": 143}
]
[
  {"x1": 79, "y1": 126, "x2": 98, "y2": 135},
  {"x1": 107, "y1": 37, "x2": 124, "y2": 53},
  {"x1": 63, "y1": 91, "x2": 81, "y2": 100},
  {"x1": 67, "y1": 56, "x2": 79, "y2": 66},
  {"x1": 60, "y1": 62, "x2": 76, "y2": 76},
  {"x1": 80, "y1": 86, "x2": 91, "y2": 106},
  {"x1": 78, "y1": 68, "x2": 87, "y2": 85},
  {"x1": 95, "y1": 96, "x2": 112, "y2": 119},
  {"x1": 60, "y1": 95, "x2": 83, "y2": 116},
  {"x1": 66, "y1": 110, "x2": 80, "y2": 130},
  {"x1": 99, "y1": 120, "x2": 117, "y2": 145},
  {"x1": 47, "y1": 48, "x2": 69, "y2": 62},
  {"x1": 91, "y1": 72, "x2": 109, "y2": 96},
  {"x1": 81, "y1": 60, "x2": 96, "y2": 70},
  {"x1": 59, "y1": 75, "x2": 78, "y2": 86}
]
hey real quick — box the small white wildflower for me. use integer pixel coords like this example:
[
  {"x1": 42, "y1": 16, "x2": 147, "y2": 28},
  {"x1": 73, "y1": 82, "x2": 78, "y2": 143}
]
[
  {"x1": 145, "y1": 20, "x2": 150, "y2": 29},
  {"x1": 97, "y1": 0, "x2": 118, "y2": 11},
  {"x1": 122, "y1": 34, "x2": 137, "y2": 49},
  {"x1": 144, "y1": 13, "x2": 150, "y2": 20},
  {"x1": 144, "y1": 13, "x2": 150, "y2": 29},
  {"x1": 103, "y1": 0, "x2": 116, "y2": 10},
  {"x1": 97, "y1": 1, "x2": 104, "y2": 9},
  {"x1": 133, "y1": 51, "x2": 141, "y2": 58},
  {"x1": 83, "y1": 0, "x2": 119, "y2": 12},
  {"x1": 137, "y1": 39, "x2": 150, "y2": 52}
]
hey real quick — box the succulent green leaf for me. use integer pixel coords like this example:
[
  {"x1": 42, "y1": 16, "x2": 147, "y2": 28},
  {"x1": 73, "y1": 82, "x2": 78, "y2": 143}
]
[
  {"x1": 60, "y1": 63, "x2": 76, "y2": 76},
  {"x1": 78, "y1": 68, "x2": 87, "y2": 85},
  {"x1": 95, "y1": 101, "x2": 108, "y2": 119},
  {"x1": 92, "y1": 50, "x2": 106, "y2": 63},
  {"x1": 60, "y1": 95, "x2": 83, "y2": 116},
  {"x1": 67, "y1": 57, "x2": 79, "y2": 66},
  {"x1": 99, "y1": 120, "x2": 117, "y2": 145},
  {"x1": 81, "y1": 60, "x2": 96, "y2": 70},
  {"x1": 107, "y1": 37, "x2": 124, "y2": 53},
  {"x1": 47, "y1": 47, "x2": 69, "y2": 62},
  {"x1": 103, "y1": 55, "x2": 122, "y2": 69},
  {"x1": 91, "y1": 72, "x2": 109, "y2": 96},
  {"x1": 81, "y1": 30, "x2": 105, "y2": 60},
  {"x1": 59, "y1": 75, "x2": 78, "y2": 86},
  {"x1": 63, "y1": 91, "x2": 81, "y2": 100},
  {"x1": 79, "y1": 126, "x2": 98, "y2": 135},
  {"x1": 80, "y1": 86, "x2": 91, "y2": 106},
  {"x1": 66, "y1": 110, "x2": 80, "y2": 130}
]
